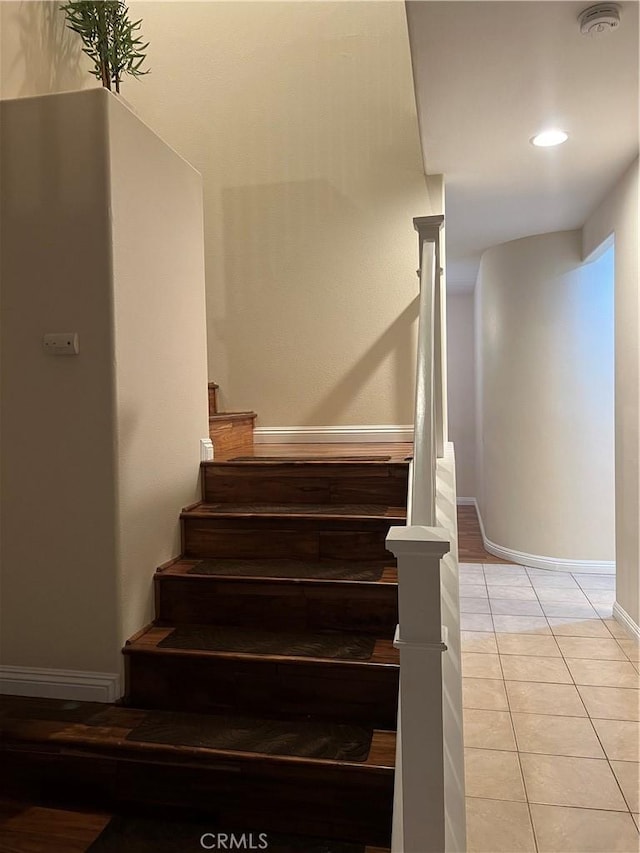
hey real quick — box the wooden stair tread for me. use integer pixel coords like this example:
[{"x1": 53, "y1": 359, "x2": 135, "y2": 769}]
[
  {"x1": 208, "y1": 411, "x2": 257, "y2": 422},
  {"x1": 1, "y1": 697, "x2": 395, "y2": 772},
  {"x1": 159, "y1": 557, "x2": 398, "y2": 584},
  {"x1": 182, "y1": 503, "x2": 407, "y2": 521},
  {"x1": 126, "y1": 625, "x2": 398, "y2": 666}
]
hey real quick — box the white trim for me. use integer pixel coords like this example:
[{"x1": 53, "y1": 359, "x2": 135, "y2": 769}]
[
  {"x1": 456, "y1": 497, "x2": 477, "y2": 506},
  {"x1": 200, "y1": 437, "x2": 214, "y2": 461},
  {"x1": 254, "y1": 425, "x2": 414, "y2": 444},
  {"x1": 613, "y1": 602, "x2": 640, "y2": 640},
  {"x1": 0, "y1": 666, "x2": 121, "y2": 703},
  {"x1": 471, "y1": 498, "x2": 615, "y2": 575}
]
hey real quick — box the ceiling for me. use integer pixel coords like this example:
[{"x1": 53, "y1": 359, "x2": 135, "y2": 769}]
[{"x1": 406, "y1": 0, "x2": 639, "y2": 287}]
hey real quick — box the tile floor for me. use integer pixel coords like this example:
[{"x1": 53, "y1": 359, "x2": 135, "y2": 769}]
[{"x1": 460, "y1": 562, "x2": 640, "y2": 853}]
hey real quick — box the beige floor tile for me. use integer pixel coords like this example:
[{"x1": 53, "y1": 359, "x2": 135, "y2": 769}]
[
  {"x1": 528, "y1": 571, "x2": 580, "y2": 588},
  {"x1": 603, "y1": 619, "x2": 631, "y2": 639},
  {"x1": 463, "y1": 677, "x2": 509, "y2": 711},
  {"x1": 461, "y1": 597, "x2": 492, "y2": 614},
  {"x1": 566, "y1": 658, "x2": 640, "y2": 688},
  {"x1": 460, "y1": 583, "x2": 489, "y2": 598},
  {"x1": 505, "y1": 681, "x2": 587, "y2": 716},
  {"x1": 520, "y1": 753, "x2": 628, "y2": 810},
  {"x1": 464, "y1": 748, "x2": 526, "y2": 801},
  {"x1": 463, "y1": 709, "x2": 517, "y2": 751},
  {"x1": 558, "y1": 636, "x2": 628, "y2": 660},
  {"x1": 578, "y1": 685, "x2": 640, "y2": 721},
  {"x1": 496, "y1": 634, "x2": 561, "y2": 657},
  {"x1": 573, "y1": 573, "x2": 616, "y2": 590},
  {"x1": 535, "y1": 587, "x2": 591, "y2": 604},
  {"x1": 612, "y1": 761, "x2": 640, "y2": 812},
  {"x1": 548, "y1": 617, "x2": 616, "y2": 638},
  {"x1": 618, "y1": 638, "x2": 640, "y2": 662},
  {"x1": 461, "y1": 613, "x2": 495, "y2": 632},
  {"x1": 632, "y1": 812, "x2": 639, "y2": 831},
  {"x1": 486, "y1": 585, "x2": 538, "y2": 601},
  {"x1": 531, "y1": 804, "x2": 640, "y2": 853},
  {"x1": 462, "y1": 653, "x2": 503, "y2": 679},
  {"x1": 462, "y1": 631, "x2": 499, "y2": 654},
  {"x1": 500, "y1": 654, "x2": 572, "y2": 683},
  {"x1": 542, "y1": 602, "x2": 599, "y2": 619},
  {"x1": 586, "y1": 590, "x2": 616, "y2": 606},
  {"x1": 491, "y1": 600, "x2": 544, "y2": 616},
  {"x1": 512, "y1": 712, "x2": 604, "y2": 758},
  {"x1": 592, "y1": 719, "x2": 640, "y2": 761},
  {"x1": 466, "y1": 797, "x2": 536, "y2": 852},
  {"x1": 493, "y1": 615, "x2": 551, "y2": 635},
  {"x1": 484, "y1": 574, "x2": 532, "y2": 589}
]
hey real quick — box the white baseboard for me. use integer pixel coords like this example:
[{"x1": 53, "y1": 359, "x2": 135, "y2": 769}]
[
  {"x1": 0, "y1": 665, "x2": 122, "y2": 703},
  {"x1": 254, "y1": 425, "x2": 414, "y2": 444},
  {"x1": 469, "y1": 498, "x2": 615, "y2": 575},
  {"x1": 613, "y1": 602, "x2": 640, "y2": 640},
  {"x1": 456, "y1": 497, "x2": 477, "y2": 506}
]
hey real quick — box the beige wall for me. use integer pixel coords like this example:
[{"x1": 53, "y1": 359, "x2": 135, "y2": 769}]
[
  {"x1": 108, "y1": 94, "x2": 209, "y2": 649},
  {"x1": 446, "y1": 292, "x2": 476, "y2": 498},
  {"x1": 582, "y1": 157, "x2": 639, "y2": 627},
  {"x1": 0, "y1": 89, "x2": 208, "y2": 689},
  {"x1": 124, "y1": 0, "x2": 429, "y2": 426},
  {"x1": 475, "y1": 230, "x2": 615, "y2": 564},
  {"x1": 1, "y1": 0, "x2": 429, "y2": 427},
  {"x1": 0, "y1": 1, "x2": 97, "y2": 98},
  {"x1": 1, "y1": 91, "x2": 119, "y2": 674}
]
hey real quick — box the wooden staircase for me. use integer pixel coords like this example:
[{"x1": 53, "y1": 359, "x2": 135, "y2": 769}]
[{"x1": 0, "y1": 388, "x2": 409, "y2": 850}]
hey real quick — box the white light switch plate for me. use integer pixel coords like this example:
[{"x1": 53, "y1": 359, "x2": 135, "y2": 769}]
[{"x1": 43, "y1": 333, "x2": 79, "y2": 355}]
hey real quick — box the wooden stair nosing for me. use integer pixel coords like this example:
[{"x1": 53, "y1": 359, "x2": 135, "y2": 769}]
[
  {"x1": 155, "y1": 558, "x2": 398, "y2": 585},
  {"x1": 208, "y1": 411, "x2": 257, "y2": 423},
  {"x1": 180, "y1": 503, "x2": 407, "y2": 522},
  {"x1": 124, "y1": 626, "x2": 398, "y2": 668}
]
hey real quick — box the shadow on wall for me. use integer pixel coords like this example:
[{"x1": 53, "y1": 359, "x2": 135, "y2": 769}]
[
  {"x1": 11, "y1": 1, "x2": 88, "y2": 96},
  {"x1": 220, "y1": 178, "x2": 418, "y2": 425}
]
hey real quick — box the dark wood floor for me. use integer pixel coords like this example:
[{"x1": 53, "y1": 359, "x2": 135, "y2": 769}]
[{"x1": 0, "y1": 799, "x2": 389, "y2": 852}]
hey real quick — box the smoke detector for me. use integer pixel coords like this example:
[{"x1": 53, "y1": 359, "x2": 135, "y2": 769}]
[{"x1": 578, "y1": 3, "x2": 621, "y2": 35}]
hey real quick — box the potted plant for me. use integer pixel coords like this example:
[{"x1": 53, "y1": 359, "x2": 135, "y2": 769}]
[{"x1": 60, "y1": 0, "x2": 149, "y2": 93}]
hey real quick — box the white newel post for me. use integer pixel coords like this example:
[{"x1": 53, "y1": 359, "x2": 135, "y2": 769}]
[{"x1": 387, "y1": 525, "x2": 451, "y2": 853}]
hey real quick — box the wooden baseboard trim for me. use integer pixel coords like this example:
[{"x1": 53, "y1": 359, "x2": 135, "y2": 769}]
[
  {"x1": 471, "y1": 499, "x2": 615, "y2": 575},
  {"x1": 254, "y1": 426, "x2": 414, "y2": 444},
  {"x1": 612, "y1": 602, "x2": 640, "y2": 640},
  {"x1": 0, "y1": 665, "x2": 122, "y2": 703}
]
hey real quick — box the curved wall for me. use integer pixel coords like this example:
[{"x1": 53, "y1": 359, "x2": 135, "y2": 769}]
[{"x1": 475, "y1": 230, "x2": 615, "y2": 564}]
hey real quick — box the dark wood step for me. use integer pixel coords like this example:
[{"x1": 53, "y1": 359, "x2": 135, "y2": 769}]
[
  {"x1": 155, "y1": 558, "x2": 398, "y2": 634},
  {"x1": 208, "y1": 413, "x2": 257, "y2": 460},
  {"x1": 181, "y1": 504, "x2": 405, "y2": 561},
  {"x1": 124, "y1": 626, "x2": 398, "y2": 727},
  {"x1": 0, "y1": 696, "x2": 395, "y2": 846},
  {"x1": 202, "y1": 460, "x2": 409, "y2": 506}
]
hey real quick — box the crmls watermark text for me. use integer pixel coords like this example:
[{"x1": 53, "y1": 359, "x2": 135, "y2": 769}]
[{"x1": 200, "y1": 832, "x2": 269, "y2": 850}]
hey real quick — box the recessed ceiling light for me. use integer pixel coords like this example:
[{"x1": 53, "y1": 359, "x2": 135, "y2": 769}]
[{"x1": 531, "y1": 129, "x2": 569, "y2": 147}]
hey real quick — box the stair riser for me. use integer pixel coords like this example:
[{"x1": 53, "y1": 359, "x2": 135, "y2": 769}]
[
  {"x1": 155, "y1": 577, "x2": 398, "y2": 635},
  {"x1": 0, "y1": 749, "x2": 393, "y2": 846},
  {"x1": 125, "y1": 653, "x2": 398, "y2": 728},
  {"x1": 209, "y1": 419, "x2": 255, "y2": 460},
  {"x1": 182, "y1": 517, "x2": 402, "y2": 561},
  {"x1": 203, "y1": 465, "x2": 409, "y2": 505}
]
